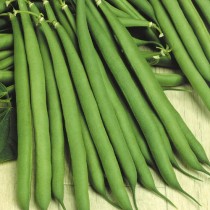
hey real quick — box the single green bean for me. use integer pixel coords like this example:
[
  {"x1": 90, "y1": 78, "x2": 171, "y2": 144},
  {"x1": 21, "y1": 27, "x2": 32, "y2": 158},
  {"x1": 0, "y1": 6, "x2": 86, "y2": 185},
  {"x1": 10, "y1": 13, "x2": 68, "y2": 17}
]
[
  {"x1": 61, "y1": 2, "x2": 76, "y2": 33},
  {"x1": 0, "y1": 56, "x2": 14, "y2": 70},
  {"x1": 6, "y1": 84, "x2": 14, "y2": 95},
  {"x1": 193, "y1": 0, "x2": 210, "y2": 25},
  {"x1": 0, "y1": 50, "x2": 13, "y2": 60},
  {"x1": 127, "y1": 0, "x2": 157, "y2": 22},
  {"x1": 133, "y1": 37, "x2": 162, "y2": 48},
  {"x1": 10, "y1": 13, "x2": 33, "y2": 210},
  {"x1": 105, "y1": 1, "x2": 130, "y2": 18},
  {"x1": 0, "y1": 34, "x2": 13, "y2": 50},
  {"x1": 0, "y1": 70, "x2": 13, "y2": 85},
  {"x1": 107, "y1": 0, "x2": 143, "y2": 19},
  {"x1": 154, "y1": 73, "x2": 186, "y2": 87},
  {"x1": 118, "y1": 17, "x2": 154, "y2": 28},
  {"x1": 42, "y1": 0, "x2": 57, "y2": 20}
]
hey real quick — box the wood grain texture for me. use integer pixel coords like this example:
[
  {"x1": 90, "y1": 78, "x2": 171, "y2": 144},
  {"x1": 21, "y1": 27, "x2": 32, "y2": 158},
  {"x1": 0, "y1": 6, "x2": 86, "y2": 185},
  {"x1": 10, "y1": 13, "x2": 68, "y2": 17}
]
[{"x1": 0, "y1": 88, "x2": 210, "y2": 210}]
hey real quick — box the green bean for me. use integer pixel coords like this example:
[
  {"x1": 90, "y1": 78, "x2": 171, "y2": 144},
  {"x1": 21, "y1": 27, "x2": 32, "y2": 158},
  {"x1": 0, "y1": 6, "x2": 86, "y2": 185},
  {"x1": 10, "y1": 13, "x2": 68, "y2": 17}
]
[
  {"x1": 36, "y1": 28, "x2": 65, "y2": 209},
  {"x1": 193, "y1": 0, "x2": 210, "y2": 25},
  {"x1": 97, "y1": 0, "x2": 210, "y2": 173},
  {"x1": 128, "y1": 114, "x2": 155, "y2": 168},
  {"x1": 172, "y1": 107, "x2": 210, "y2": 166},
  {"x1": 118, "y1": 17, "x2": 154, "y2": 28},
  {"x1": 51, "y1": 0, "x2": 77, "y2": 47},
  {"x1": 10, "y1": 13, "x2": 33, "y2": 210},
  {"x1": 87, "y1": 4, "x2": 178, "y2": 191},
  {"x1": 86, "y1": 0, "x2": 114, "y2": 43},
  {"x1": 0, "y1": 17, "x2": 11, "y2": 30},
  {"x1": 107, "y1": 0, "x2": 143, "y2": 19},
  {"x1": 43, "y1": 0, "x2": 57, "y2": 21},
  {"x1": 0, "y1": 56, "x2": 14, "y2": 70},
  {"x1": 0, "y1": 1, "x2": 7, "y2": 13},
  {"x1": 0, "y1": 71, "x2": 13, "y2": 85},
  {"x1": 42, "y1": 0, "x2": 57, "y2": 21},
  {"x1": 0, "y1": 50, "x2": 13, "y2": 60},
  {"x1": 77, "y1": 0, "x2": 137, "y2": 201},
  {"x1": 106, "y1": 0, "x2": 160, "y2": 42},
  {"x1": 160, "y1": 0, "x2": 210, "y2": 81},
  {"x1": 0, "y1": 34, "x2": 13, "y2": 50},
  {"x1": 53, "y1": 20, "x2": 132, "y2": 210},
  {"x1": 178, "y1": 0, "x2": 210, "y2": 62},
  {"x1": 33, "y1": 8, "x2": 89, "y2": 210},
  {"x1": 60, "y1": 2, "x2": 76, "y2": 33},
  {"x1": 133, "y1": 37, "x2": 162, "y2": 48},
  {"x1": 96, "y1": 50, "x2": 175, "y2": 207},
  {"x1": 149, "y1": 0, "x2": 210, "y2": 112},
  {"x1": 154, "y1": 116, "x2": 201, "y2": 181},
  {"x1": 89, "y1": 2, "x2": 200, "y2": 203},
  {"x1": 80, "y1": 116, "x2": 118, "y2": 207},
  {"x1": 6, "y1": 84, "x2": 14, "y2": 95},
  {"x1": 34, "y1": 1, "x2": 46, "y2": 13},
  {"x1": 105, "y1": 1, "x2": 130, "y2": 18},
  {"x1": 127, "y1": 0, "x2": 157, "y2": 22},
  {"x1": 17, "y1": 0, "x2": 51, "y2": 209},
  {"x1": 154, "y1": 73, "x2": 186, "y2": 87},
  {"x1": 0, "y1": 66, "x2": 13, "y2": 71}
]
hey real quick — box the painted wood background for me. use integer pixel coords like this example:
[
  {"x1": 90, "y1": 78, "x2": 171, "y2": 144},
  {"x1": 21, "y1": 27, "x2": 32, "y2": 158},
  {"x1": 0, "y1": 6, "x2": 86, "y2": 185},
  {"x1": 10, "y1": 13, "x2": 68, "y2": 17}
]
[{"x1": 0, "y1": 85, "x2": 210, "y2": 210}]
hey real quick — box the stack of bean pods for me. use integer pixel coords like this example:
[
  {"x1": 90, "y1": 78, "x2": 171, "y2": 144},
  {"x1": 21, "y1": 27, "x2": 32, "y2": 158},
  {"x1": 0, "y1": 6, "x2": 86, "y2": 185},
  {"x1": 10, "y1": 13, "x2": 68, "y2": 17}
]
[{"x1": 0, "y1": 0, "x2": 210, "y2": 209}]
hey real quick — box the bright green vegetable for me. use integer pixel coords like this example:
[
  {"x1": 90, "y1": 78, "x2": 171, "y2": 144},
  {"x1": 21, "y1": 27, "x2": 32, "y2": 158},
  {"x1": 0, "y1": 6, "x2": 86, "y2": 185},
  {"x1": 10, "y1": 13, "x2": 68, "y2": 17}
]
[
  {"x1": 105, "y1": 1, "x2": 130, "y2": 18},
  {"x1": 53, "y1": 20, "x2": 133, "y2": 210},
  {"x1": 97, "y1": 0, "x2": 209, "y2": 174},
  {"x1": 17, "y1": 0, "x2": 51, "y2": 209},
  {"x1": 80, "y1": 116, "x2": 118, "y2": 207},
  {"x1": 0, "y1": 71, "x2": 13, "y2": 85},
  {"x1": 90, "y1": 1, "x2": 201, "y2": 203},
  {"x1": 37, "y1": 28, "x2": 65, "y2": 209},
  {"x1": 60, "y1": 1, "x2": 76, "y2": 33},
  {"x1": 0, "y1": 51, "x2": 13, "y2": 61},
  {"x1": 77, "y1": 0, "x2": 137, "y2": 202},
  {"x1": 10, "y1": 13, "x2": 33, "y2": 210},
  {"x1": 160, "y1": 0, "x2": 210, "y2": 81},
  {"x1": 34, "y1": 11, "x2": 90, "y2": 210},
  {"x1": 0, "y1": 56, "x2": 14, "y2": 70},
  {"x1": 127, "y1": 0, "x2": 157, "y2": 22},
  {"x1": 149, "y1": 0, "x2": 210, "y2": 113},
  {"x1": 178, "y1": 0, "x2": 210, "y2": 62},
  {"x1": 51, "y1": 0, "x2": 77, "y2": 47},
  {"x1": 96, "y1": 48, "x2": 175, "y2": 207},
  {"x1": 193, "y1": 0, "x2": 210, "y2": 25},
  {"x1": 0, "y1": 34, "x2": 13, "y2": 50}
]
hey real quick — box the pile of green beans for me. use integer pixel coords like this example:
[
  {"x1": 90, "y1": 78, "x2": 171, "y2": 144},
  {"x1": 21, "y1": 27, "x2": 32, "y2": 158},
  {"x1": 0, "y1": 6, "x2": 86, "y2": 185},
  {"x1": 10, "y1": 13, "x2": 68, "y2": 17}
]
[{"x1": 0, "y1": 0, "x2": 210, "y2": 209}]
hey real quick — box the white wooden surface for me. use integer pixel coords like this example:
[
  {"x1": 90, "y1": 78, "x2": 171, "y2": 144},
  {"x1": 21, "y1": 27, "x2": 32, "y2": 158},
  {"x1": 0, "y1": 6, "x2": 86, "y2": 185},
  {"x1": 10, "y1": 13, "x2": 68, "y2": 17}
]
[{"x1": 0, "y1": 90, "x2": 210, "y2": 209}]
